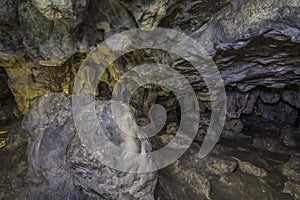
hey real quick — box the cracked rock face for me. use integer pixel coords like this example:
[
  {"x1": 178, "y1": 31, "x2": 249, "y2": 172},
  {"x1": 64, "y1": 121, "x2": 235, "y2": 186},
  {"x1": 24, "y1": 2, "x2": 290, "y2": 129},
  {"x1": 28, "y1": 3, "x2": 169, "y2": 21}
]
[
  {"x1": 0, "y1": 0, "x2": 299, "y2": 123},
  {"x1": 22, "y1": 93, "x2": 157, "y2": 200},
  {"x1": 31, "y1": 0, "x2": 89, "y2": 20}
]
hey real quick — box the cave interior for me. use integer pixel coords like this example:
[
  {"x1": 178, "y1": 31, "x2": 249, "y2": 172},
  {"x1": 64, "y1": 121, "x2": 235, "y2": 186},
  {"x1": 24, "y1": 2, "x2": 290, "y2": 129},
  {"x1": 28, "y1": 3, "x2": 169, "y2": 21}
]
[{"x1": 0, "y1": 0, "x2": 300, "y2": 199}]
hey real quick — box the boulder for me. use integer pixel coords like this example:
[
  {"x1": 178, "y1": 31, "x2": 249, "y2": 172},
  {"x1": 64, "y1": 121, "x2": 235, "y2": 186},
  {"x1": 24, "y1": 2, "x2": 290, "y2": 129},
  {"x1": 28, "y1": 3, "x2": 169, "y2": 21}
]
[{"x1": 22, "y1": 93, "x2": 157, "y2": 199}]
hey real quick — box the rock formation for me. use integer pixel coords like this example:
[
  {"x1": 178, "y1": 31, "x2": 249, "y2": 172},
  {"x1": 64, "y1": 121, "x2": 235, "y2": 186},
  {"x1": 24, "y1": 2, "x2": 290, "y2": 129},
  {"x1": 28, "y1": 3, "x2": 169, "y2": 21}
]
[
  {"x1": 0, "y1": 0, "x2": 299, "y2": 199},
  {"x1": 22, "y1": 93, "x2": 157, "y2": 199}
]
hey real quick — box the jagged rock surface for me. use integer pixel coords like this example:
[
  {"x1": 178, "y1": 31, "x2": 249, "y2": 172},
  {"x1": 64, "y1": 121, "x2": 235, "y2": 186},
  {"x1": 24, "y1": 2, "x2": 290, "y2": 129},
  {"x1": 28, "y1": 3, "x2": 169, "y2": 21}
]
[
  {"x1": 31, "y1": 0, "x2": 89, "y2": 20},
  {"x1": 0, "y1": 0, "x2": 299, "y2": 117},
  {"x1": 22, "y1": 93, "x2": 157, "y2": 200},
  {"x1": 0, "y1": 0, "x2": 300, "y2": 199}
]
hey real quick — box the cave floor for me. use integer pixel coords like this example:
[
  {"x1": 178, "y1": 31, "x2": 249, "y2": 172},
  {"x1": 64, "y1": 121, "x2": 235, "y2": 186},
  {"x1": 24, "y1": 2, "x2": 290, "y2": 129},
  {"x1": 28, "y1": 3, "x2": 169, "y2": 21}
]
[{"x1": 0, "y1": 121, "x2": 299, "y2": 200}]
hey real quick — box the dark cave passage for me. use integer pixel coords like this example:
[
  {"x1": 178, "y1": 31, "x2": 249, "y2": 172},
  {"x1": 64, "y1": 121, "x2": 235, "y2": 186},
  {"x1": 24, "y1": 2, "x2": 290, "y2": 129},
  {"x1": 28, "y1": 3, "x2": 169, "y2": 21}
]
[{"x1": 0, "y1": 67, "x2": 18, "y2": 123}]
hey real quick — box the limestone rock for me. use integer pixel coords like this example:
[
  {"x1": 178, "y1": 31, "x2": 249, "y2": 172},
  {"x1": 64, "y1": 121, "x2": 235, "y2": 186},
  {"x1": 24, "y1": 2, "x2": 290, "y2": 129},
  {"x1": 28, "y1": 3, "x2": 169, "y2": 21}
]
[
  {"x1": 216, "y1": 36, "x2": 300, "y2": 92},
  {"x1": 16, "y1": 0, "x2": 136, "y2": 64},
  {"x1": 18, "y1": 1, "x2": 54, "y2": 58},
  {"x1": 223, "y1": 118, "x2": 244, "y2": 137},
  {"x1": 0, "y1": 0, "x2": 22, "y2": 67},
  {"x1": 259, "y1": 89, "x2": 281, "y2": 104},
  {"x1": 31, "y1": 0, "x2": 89, "y2": 20},
  {"x1": 282, "y1": 89, "x2": 300, "y2": 109},
  {"x1": 242, "y1": 89, "x2": 260, "y2": 114},
  {"x1": 0, "y1": 0, "x2": 18, "y2": 24},
  {"x1": 1, "y1": 0, "x2": 300, "y2": 120},
  {"x1": 0, "y1": 0, "x2": 300, "y2": 199},
  {"x1": 211, "y1": 173, "x2": 282, "y2": 200},
  {"x1": 22, "y1": 93, "x2": 157, "y2": 200},
  {"x1": 257, "y1": 99, "x2": 298, "y2": 124},
  {"x1": 192, "y1": 0, "x2": 300, "y2": 55},
  {"x1": 283, "y1": 181, "x2": 300, "y2": 200},
  {"x1": 188, "y1": 144, "x2": 238, "y2": 176},
  {"x1": 121, "y1": 0, "x2": 178, "y2": 28},
  {"x1": 253, "y1": 138, "x2": 287, "y2": 153},
  {"x1": 282, "y1": 156, "x2": 300, "y2": 182},
  {"x1": 280, "y1": 125, "x2": 298, "y2": 147},
  {"x1": 158, "y1": 0, "x2": 231, "y2": 35},
  {"x1": 233, "y1": 158, "x2": 268, "y2": 177},
  {"x1": 156, "y1": 160, "x2": 211, "y2": 200},
  {"x1": 200, "y1": 155, "x2": 237, "y2": 176},
  {"x1": 226, "y1": 91, "x2": 248, "y2": 118},
  {"x1": 155, "y1": 142, "x2": 239, "y2": 199}
]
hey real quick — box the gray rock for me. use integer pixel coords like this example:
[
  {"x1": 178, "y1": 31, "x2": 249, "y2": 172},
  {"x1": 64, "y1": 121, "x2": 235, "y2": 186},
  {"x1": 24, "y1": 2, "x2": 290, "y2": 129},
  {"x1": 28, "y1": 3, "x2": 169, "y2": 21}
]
[
  {"x1": 31, "y1": 0, "x2": 89, "y2": 20},
  {"x1": 1, "y1": 0, "x2": 300, "y2": 119},
  {"x1": 282, "y1": 156, "x2": 300, "y2": 182},
  {"x1": 224, "y1": 118, "x2": 244, "y2": 135},
  {"x1": 15, "y1": 0, "x2": 137, "y2": 65},
  {"x1": 211, "y1": 172, "x2": 282, "y2": 200},
  {"x1": 252, "y1": 138, "x2": 287, "y2": 153},
  {"x1": 233, "y1": 157, "x2": 268, "y2": 177},
  {"x1": 158, "y1": 0, "x2": 231, "y2": 35},
  {"x1": 156, "y1": 162, "x2": 211, "y2": 200},
  {"x1": 183, "y1": 143, "x2": 238, "y2": 175},
  {"x1": 0, "y1": 0, "x2": 18, "y2": 24},
  {"x1": 192, "y1": 0, "x2": 300, "y2": 56},
  {"x1": 242, "y1": 89, "x2": 260, "y2": 114},
  {"x1": 280, "y1": 125, "x2": 298, "y2": 147},
  {"x1": 257, "y1": 99, "x2": 298, "y2": 123},
  {"x1": 259, "y1": 89, "x2": 281, "y2": 104},
  {"x1": 0, "y1": 70, "x2": 8, "y2": 97},
  {"x1": 18, "y1": 1, "x2": 54, "y2": 58},
  {"x1": 155, "y1": 143, "x2": 238, "y2": 200},
  {"x1": 22, "y1": 93, "x2": 157, "y2": 200},
  {"x1": 282, "y1": 89, "x2": 300, "y2": 109},
  {"x1": 226, "y1": 91, "x2": 248, "y2": 118},
  {"x1": 121, "y1": 0, "x2": 178, "y2": 28},
  {"x1": 0, "y1": 0, "x2": 300, "y2": 199},
  {"x1": 283, "y1": 181, "x2": 300, "y2": 200}
]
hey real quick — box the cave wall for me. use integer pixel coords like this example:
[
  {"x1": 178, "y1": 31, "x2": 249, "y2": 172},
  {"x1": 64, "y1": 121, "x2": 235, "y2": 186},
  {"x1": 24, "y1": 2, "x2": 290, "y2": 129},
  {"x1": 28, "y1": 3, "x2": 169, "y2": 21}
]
[
  {"x1": 1, "y1": 0, "x2": 300, "y2": 199},
  {"x1": 0, "y1": 0, "x2": 299, "y2": 124}
]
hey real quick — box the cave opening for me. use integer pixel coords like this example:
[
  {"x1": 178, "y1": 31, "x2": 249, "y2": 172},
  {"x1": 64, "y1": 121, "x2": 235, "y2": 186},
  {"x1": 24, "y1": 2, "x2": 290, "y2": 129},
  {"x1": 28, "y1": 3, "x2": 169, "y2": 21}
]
[{"x1": 240, "y1": 85, "x2": 300, "y2": 141}]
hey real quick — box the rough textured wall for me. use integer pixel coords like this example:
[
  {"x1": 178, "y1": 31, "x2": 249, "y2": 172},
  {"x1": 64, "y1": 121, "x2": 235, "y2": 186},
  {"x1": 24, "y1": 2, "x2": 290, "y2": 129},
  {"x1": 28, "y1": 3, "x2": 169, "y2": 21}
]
[
  {"x1": 0, "y1": 0, "x2": 299, "y2": 124},
  {"x1": 23, "y1": 93, "x2": 157, "y2": 199},
  {"x1": 0, "y1": 0, "x2": 300, "y2": 199}
]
